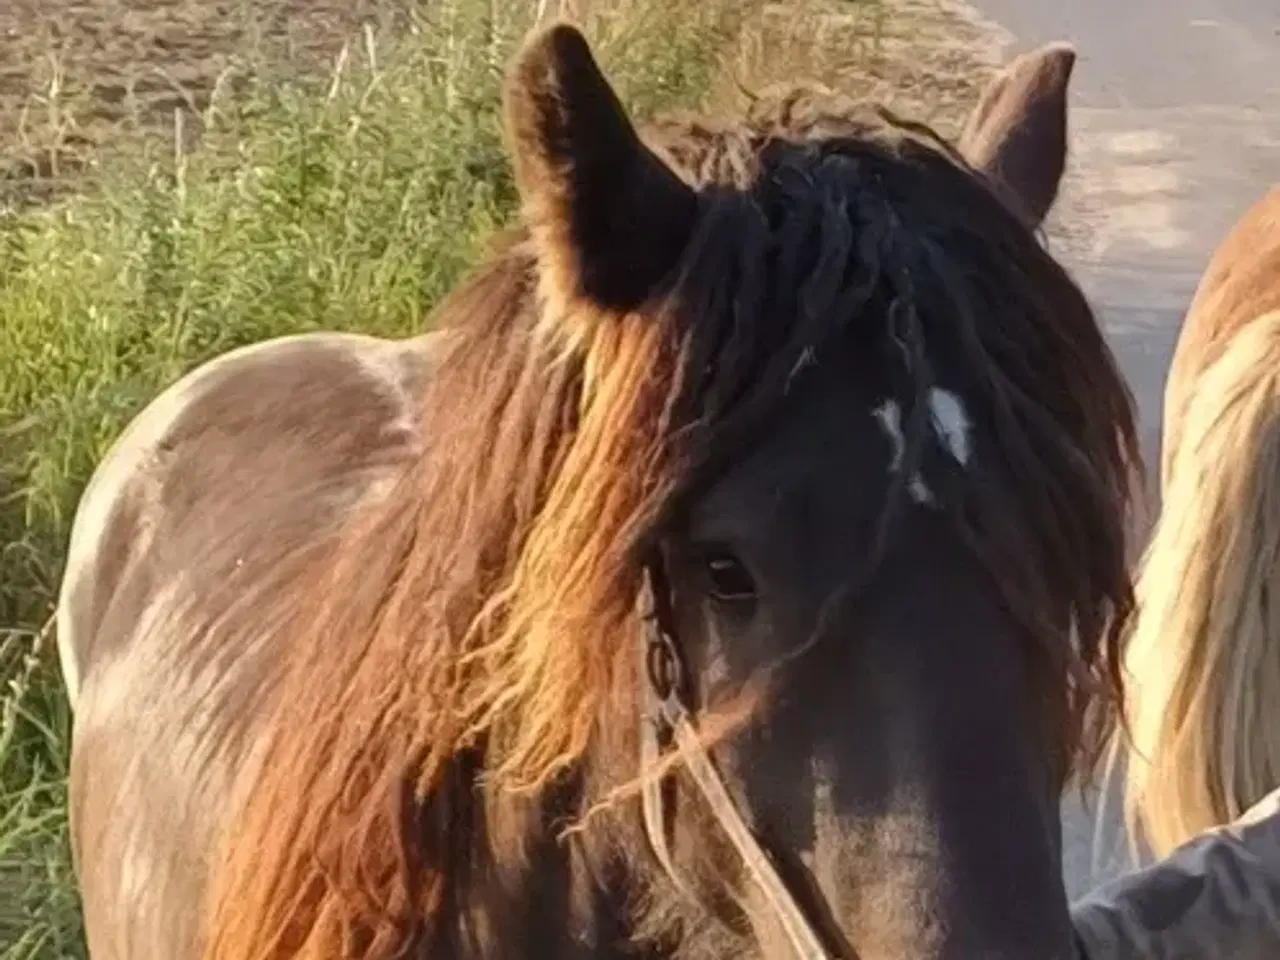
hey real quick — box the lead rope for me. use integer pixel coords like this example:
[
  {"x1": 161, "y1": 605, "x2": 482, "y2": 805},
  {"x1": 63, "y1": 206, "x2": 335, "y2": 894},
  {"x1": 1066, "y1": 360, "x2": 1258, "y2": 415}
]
[{"x1": 639, "y1": 563, "x2": 832, "y2": 960}]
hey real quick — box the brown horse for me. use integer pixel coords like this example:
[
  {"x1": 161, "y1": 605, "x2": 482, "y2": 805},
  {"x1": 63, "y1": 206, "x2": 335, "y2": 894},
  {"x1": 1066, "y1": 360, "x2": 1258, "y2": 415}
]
[
  {"x1": 1118, "y1": 184, "x2": 1280, "y2": 858},
  {"x1": 57, "y1": 24, "x2": 1138, "y2": 960}
]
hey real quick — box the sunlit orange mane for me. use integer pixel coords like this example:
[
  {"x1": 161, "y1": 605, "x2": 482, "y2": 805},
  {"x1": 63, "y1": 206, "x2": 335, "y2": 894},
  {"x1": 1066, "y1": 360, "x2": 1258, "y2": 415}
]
[{"x1": 201, "y1": 27, "x2": 1138, "y2": 960}]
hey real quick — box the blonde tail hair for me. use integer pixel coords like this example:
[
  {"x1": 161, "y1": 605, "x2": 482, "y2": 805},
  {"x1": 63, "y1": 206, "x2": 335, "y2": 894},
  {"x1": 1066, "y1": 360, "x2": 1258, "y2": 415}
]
[{"x1": 1123, "y1": 310, "x2": 1280, "y2": 857}]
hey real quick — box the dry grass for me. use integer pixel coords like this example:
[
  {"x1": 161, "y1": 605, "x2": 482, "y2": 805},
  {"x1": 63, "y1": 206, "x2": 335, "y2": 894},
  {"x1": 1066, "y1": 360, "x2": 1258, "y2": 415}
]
[
  {"x1": 717, "y1": 0, "x2": 997, "y2": 137},
  {"x1": 0, "y1": 0, "x2": 421, "y2": 204},
  {"x1": 0, "y1": 1, "x2": 998, "y2": 957},
  {"x1": 0, "y1": 0, "x2": 997, "y2": 206}
]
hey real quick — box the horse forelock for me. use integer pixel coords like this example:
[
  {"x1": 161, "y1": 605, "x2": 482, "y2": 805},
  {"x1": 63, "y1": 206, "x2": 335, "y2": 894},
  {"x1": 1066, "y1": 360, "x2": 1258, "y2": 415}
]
[
  {"x1": 649, "y1": 107, "x2": 1139, "y2": 784},
  {"x1": 202, "y1": 101, "x2": 1139, "y2": 960}
]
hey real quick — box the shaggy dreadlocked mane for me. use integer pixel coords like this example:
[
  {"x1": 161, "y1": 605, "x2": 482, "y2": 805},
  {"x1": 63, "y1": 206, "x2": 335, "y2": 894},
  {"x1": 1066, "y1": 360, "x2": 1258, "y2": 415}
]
[{"x1": 201, "y1": 74, "x2": 1138, "y2": 960}]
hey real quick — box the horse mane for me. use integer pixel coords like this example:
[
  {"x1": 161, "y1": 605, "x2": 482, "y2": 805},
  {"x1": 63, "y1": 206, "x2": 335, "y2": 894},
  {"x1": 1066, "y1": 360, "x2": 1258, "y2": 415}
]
[
  {"x1": 201, "y1": 88, "x2": 1139, "y2": 960},
  {"x1": 1119, "y1": 310, "x2": 1280, "y2": 857}
]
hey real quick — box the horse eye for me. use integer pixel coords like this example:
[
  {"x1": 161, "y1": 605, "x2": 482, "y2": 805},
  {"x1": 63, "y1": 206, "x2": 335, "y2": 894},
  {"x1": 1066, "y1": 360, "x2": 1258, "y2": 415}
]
[{"x1": 704, "y1": 552, "x2": 756, "y2": 602}]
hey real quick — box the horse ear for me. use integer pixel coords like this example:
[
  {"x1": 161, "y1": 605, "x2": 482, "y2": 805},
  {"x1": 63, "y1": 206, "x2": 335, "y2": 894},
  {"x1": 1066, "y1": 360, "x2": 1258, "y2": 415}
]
[
  {"x1": 957, "y1": 42, "x2": 1076, "y2": 227},
  {"x1": 503, "y1": 24, "x2": 699, "y2": 315}
]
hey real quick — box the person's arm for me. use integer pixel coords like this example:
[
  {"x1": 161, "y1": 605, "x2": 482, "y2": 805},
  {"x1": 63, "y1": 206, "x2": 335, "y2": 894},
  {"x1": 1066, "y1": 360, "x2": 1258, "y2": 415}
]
[{"x1": 1072, "y1": 787, "x2": 1280, "y2": 959}]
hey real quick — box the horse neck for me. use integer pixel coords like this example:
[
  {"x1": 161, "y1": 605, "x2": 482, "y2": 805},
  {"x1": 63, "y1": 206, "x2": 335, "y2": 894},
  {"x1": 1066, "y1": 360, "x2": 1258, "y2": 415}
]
[
  {"x1": 443, "y1": 770, "x2": 657, "y2": 960},
  {"x1": 480, "y1": 844, "x2": 657, "y2": 958}
]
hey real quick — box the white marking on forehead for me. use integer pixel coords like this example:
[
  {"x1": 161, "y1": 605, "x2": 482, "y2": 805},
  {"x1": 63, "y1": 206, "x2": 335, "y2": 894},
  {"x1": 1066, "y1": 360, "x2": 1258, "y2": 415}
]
[
  {"x1": 928, "y1": 388, "x2": 971, "y2": 466},
  {"x1": 871, "y1": 400, "x2": 904, "y2": 471},
  {"x1": 870, "y1": 388, "x2": 973, "y2": 505},
  {"x1": 871, "y1": 399, "x2": 932, "y2": 504}
]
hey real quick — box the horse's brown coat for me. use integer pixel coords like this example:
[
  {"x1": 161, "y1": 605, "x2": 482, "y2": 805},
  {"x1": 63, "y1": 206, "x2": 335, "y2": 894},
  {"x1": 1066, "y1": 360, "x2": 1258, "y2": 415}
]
[
  {"x1": 59, "y1": 332, "x2": 441, "y2": 958},
  {"x1": 1162, "y1": 186, "x2": 1280, "y2": 479},
  {"x1": 1118, "y1": 184, "x2": 1280, "y2": 859}
]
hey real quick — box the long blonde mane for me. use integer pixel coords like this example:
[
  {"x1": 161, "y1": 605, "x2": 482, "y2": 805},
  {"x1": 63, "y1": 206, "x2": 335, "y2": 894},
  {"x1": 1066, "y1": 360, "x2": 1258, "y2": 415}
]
[{"x1": 1122, "y1": 310, "x2": 1280, "y2": 856}]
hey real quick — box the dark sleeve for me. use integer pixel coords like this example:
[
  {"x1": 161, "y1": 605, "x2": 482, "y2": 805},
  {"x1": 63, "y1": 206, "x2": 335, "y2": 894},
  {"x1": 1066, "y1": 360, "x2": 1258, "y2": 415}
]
[{"x1": 1071, "y1": 788, "x2": 1280, "y2": 959}]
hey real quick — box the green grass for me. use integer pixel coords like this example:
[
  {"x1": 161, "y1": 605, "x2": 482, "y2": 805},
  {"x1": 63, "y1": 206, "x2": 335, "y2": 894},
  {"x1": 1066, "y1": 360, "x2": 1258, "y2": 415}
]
[
  {"x1": 0, "y1": 1, "x2": 769, "y2": 954},
  {"x1": 0, "y1": 0, "x2": 989, "y2": 954}
]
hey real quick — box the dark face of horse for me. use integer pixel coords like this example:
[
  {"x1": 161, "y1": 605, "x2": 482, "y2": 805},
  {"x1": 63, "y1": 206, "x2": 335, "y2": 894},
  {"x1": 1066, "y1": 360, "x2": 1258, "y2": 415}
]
[
  {"x1": 502, "y1": 28, "x2": 1132, "y2": 960},
  {"x1": 667, "y1": 362, "x2": 1071, "y2": 958}
]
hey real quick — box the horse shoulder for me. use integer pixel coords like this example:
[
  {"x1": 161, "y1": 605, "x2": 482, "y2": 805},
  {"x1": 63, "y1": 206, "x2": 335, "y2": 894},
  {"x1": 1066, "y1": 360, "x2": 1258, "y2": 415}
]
[
  {"x1": 56, "y1": 328, "x2": 442, "y2": 960},
  {"x1": 58, "y1": 329, "x2": 441, "y2": 701},
  {"x1": 1164, "y1": 185, "x2": 1280, "y2": 480}
]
